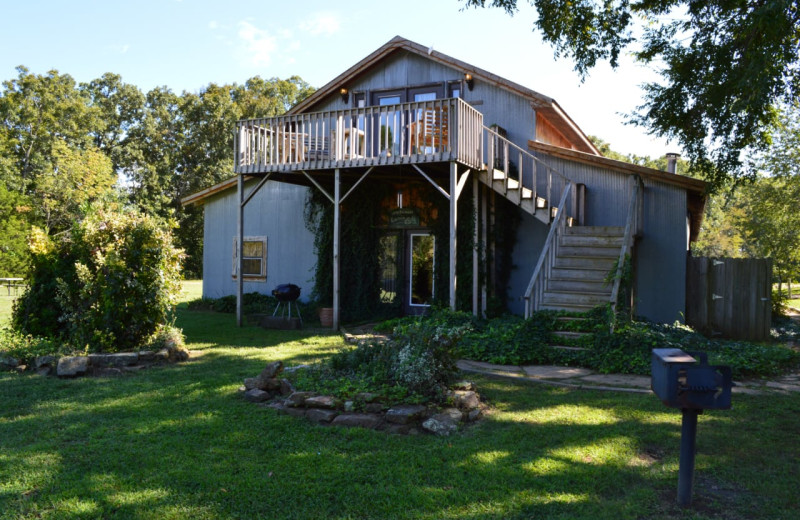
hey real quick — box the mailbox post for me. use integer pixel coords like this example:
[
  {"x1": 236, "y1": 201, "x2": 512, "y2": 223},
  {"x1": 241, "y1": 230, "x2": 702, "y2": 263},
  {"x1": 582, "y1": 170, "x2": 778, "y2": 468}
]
[{"x1": 651, "y1": 348, "x2": 732, "y2": 507}]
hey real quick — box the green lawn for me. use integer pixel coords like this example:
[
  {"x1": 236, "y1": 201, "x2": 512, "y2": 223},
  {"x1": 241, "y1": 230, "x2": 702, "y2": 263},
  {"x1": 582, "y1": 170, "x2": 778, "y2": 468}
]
[{"x1": 1, "y1": 285, "x2": 799, "y2": 519}]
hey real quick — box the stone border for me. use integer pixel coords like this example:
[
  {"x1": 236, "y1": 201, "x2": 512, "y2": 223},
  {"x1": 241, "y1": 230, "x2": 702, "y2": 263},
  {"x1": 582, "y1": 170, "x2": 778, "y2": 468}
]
[
  {"x1": 1, "y1": 347, "x2": 189, "y2": 378},
  {"x1": 240, "y1": 361, "x2": 486, "y2": 436}
]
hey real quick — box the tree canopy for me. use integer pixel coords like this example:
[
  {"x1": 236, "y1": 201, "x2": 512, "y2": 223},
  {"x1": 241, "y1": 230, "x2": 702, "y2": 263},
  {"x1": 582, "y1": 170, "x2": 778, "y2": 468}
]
[
  {"x1": 0, "y1": 67, "x2": 314, "y2": 277},
  {"x1": 461, "y1": 0, "x2": 800, "y2": 190}
]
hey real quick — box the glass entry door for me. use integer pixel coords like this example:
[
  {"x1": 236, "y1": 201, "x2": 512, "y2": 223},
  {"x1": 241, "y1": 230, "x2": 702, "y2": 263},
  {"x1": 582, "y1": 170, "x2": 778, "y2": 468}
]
[{"x1": 408, "y1": 233, "x2": 434, "y2": 311}]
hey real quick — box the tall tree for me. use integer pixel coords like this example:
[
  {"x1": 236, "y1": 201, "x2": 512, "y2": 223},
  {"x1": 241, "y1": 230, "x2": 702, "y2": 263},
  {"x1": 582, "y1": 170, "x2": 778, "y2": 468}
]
[
  {"x1": 461, "y1": 0, "x2": 800, "y2": 190},
  {"x1": 0, "y1": 66, "x2": 96, "y2": 191}
]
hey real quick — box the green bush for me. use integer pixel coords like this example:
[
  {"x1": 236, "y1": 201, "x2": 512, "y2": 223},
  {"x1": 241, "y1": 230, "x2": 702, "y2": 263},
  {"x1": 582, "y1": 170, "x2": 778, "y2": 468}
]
[
  {"x1": 0, "y1": 327, "x2": 64, "y2": 365},
  {"x1": 287, "y1": 315, "x2": 469, "y2": 403},
  {"x1": 12, "y1": 205, "x2": 183, "y2": 353}
]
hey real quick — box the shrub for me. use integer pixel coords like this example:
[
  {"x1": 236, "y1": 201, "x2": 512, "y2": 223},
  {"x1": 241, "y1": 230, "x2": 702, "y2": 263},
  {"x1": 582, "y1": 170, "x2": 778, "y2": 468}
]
[
  {"x1": 13, "y1": 205, "x2": 183, "y2": 353},
  {"x1": 0, "y1": 327, "x2": 64, "y2": 365},
  {"x1": 287, "y1": 315, "x2": 469, "y2": 403}
]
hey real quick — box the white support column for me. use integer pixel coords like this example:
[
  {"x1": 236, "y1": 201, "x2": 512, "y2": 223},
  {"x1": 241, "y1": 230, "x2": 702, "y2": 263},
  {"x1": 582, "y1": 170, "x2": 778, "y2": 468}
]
[
  {"x1": 450, "y1": 161, "x2": 458, "y2": 310},
  {"x1": 472, "y1": 174, "x2": 479, "y2": 317},
  {"x1": 333, "y1": 168, "x2": 341, "y2": 330},
  {"x1": 236, "y1": 174, "x2": 244, "y2": 327}
]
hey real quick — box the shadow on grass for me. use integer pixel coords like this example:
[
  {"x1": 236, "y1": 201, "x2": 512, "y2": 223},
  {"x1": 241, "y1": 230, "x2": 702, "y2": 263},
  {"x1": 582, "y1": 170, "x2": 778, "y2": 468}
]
[{"x1": 2, "y1": 311, "x2": 800, "y2": 519}]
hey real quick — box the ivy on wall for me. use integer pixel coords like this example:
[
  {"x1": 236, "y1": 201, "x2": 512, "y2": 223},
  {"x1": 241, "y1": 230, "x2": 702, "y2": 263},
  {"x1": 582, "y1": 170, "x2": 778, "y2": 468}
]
[{"x1": 304, "y1": 171, "x2": 520, "y2": 323}]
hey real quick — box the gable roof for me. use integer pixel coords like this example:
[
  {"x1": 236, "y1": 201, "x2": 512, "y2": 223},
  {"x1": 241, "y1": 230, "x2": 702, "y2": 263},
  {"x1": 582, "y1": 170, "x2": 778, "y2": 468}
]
[{"x1": 288, "y1": 36, "x2": 601, "y2": 156}]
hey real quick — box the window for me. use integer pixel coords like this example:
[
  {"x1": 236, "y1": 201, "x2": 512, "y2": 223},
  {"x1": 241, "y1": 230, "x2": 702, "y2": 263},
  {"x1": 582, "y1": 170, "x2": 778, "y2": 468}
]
[{"x1": 232, "y1": 236, "x2": 267, "y2": 280}]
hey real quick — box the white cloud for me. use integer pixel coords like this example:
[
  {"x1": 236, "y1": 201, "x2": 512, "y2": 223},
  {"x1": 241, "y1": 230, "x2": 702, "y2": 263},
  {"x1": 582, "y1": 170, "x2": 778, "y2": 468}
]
[
  {"x1": 299, "y1": 12, "x2": 341, "y2": 36},
  {"x1": 237, "y1": 21, "x2": 277, "y2": 66},
  {"x1": 208, "y1": 20, "x2": 218, "y2": 30}
]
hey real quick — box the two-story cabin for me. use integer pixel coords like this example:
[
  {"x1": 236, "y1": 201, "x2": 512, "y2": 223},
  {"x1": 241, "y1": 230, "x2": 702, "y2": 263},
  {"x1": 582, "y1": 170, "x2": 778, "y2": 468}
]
[{"x1": 182, "y1": 36, "x2": 707, "y2": 329}]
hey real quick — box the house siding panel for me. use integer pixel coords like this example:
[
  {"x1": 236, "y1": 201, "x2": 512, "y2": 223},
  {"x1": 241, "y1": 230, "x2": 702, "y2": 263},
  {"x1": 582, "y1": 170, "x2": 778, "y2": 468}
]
[
  {"x1": 515, "y1": 153, "x2": 688, "y2": 323},
  {"x1": 202, "y1": 181, "x2": 316, "y2": 300},
  {"x1": 312, "y1": 52, "x2": 537, "y2": 153}
]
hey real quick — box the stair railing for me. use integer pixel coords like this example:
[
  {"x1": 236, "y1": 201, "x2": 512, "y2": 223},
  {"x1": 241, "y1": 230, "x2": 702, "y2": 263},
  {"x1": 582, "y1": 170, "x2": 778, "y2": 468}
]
[
  {"x1": 523, "y1": 181, "x2": 575, "y2": 318},
  {"x1": 482, "y1": 126, "x2": 573, "y2": 212},
  {"x1": 609, "y1": 175, "x2": 644, "y2": 323}
]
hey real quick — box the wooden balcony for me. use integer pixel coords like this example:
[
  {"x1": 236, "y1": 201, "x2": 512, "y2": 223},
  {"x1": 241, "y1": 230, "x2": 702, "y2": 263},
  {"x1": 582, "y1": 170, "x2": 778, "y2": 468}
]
[{"x1": 234, "y1": 98, "x2": 484, "y2": 175}]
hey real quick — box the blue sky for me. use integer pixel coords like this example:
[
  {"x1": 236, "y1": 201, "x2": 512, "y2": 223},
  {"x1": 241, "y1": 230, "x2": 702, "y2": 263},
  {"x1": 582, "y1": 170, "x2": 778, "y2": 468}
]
[{"x1": 1, "y1": 0, "x2": 677, "y2": 158}]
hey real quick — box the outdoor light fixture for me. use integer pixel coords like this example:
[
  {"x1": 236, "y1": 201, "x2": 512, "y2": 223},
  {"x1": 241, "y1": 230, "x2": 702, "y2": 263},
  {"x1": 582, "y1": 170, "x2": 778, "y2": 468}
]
[
  {"x1": 397, "y1": 190, "x2": 403, "y2": 208},
  {"x1": 340, "y1": 87, "x2": 349, "y2": 103},
  {"x1": 464, "y1": 73, "x2": 474, "y2": 91}
]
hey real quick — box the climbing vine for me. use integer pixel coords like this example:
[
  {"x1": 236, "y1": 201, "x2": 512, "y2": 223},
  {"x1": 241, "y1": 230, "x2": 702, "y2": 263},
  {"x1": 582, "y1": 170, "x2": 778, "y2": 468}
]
[{"x1": 304, "y1": 173, "x2": 520, "y2": 323}]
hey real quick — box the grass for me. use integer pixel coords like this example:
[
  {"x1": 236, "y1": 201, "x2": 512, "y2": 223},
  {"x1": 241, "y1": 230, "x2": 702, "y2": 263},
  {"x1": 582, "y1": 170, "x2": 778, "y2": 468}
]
[{"x1": 1, "y1": 284, "x2": 800, "y2": 518}]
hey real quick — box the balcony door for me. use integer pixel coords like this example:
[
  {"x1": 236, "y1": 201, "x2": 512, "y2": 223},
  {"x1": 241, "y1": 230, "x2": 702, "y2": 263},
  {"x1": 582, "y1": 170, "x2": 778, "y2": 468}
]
[{"x1": 369, "y1": 86, "x2": 444, "y2": 157}]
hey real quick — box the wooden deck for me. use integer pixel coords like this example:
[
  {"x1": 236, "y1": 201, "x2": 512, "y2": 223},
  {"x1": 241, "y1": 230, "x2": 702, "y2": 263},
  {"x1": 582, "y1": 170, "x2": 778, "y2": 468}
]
[{"x1": 235, "y1": 98, "x2": 484, "y2": 175}]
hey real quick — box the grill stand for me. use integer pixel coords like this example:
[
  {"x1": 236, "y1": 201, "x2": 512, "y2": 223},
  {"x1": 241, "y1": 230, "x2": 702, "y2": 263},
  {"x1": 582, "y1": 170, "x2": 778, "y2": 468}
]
[{"x1": 273, "y1": 301, "x2": 303, "y2": 326}]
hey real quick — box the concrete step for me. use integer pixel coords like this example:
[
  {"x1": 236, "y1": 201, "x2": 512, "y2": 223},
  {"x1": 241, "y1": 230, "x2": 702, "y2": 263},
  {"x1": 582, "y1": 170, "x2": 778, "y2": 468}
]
[
  {"x1": 549, "y1": 345, "x2": 590, "y2": 352},
  {"x1": 564, "y1": 226, "x2": 624, "y2": 237},
  {"x1": 542, "y1": 290, "x2": 611, "y2": 306},
  {"x1": 553, "y1": 256, "x2": 617, "y2": 270},
  {"x1": 539, "y1": 303, "x2": 597, "y2": 313},
  {"x1": 546, "y1": 279, "x2": 611, "y2": 293},
  {"x1": 550, "y1": 267, "x2": 609, "y2": 281},
  {"x1": 557, "y1": 245, "x2": 620, "y2": 258},
  {"x1": 560, "y1": 234, "x2": 624, "y2": 247}
]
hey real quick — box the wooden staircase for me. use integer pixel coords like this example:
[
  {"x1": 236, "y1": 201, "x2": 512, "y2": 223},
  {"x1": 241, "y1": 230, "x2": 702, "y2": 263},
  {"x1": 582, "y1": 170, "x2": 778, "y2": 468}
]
[
  {"x1": 538, "y1": 226, "x2": 624, "y2": 312},
  {"x1": 475, "y1": 126, "x2": 642, "y2": 318}
]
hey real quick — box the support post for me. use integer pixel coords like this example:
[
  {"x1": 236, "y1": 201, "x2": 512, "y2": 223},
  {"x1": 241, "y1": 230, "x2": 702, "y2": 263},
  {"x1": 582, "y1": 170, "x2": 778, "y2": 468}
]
[
  {"x1": 333, "y1": 168, "x2": 341, "y2": 330},
  {"x1": 236, "y1": 174, "x2": 244, "y2": 327},
  {"x1": 449, "y1": 162, "x2": 458, "y2": 310},
  {"x1": 481, "y1": 184, "x2": 488, "y2": 316},
  {"x1": 677, "y1": 408, "x2": 700, "y2": 507},
  {"x1": 472, "y1": 174, "x2": 479, "y2": 316}
]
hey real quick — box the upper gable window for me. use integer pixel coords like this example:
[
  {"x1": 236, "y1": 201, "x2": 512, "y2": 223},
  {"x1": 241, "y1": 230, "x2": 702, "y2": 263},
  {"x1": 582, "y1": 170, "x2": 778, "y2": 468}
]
[{"x1": 447, "y1": 81, "x2": 461, "y2": 98}]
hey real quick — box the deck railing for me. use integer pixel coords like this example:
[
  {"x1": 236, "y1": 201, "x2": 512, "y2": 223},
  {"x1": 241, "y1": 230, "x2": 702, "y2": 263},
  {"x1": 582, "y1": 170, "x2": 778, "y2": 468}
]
[{"x1": 235, "y1": 97, "x2": 483, "y2": 174}]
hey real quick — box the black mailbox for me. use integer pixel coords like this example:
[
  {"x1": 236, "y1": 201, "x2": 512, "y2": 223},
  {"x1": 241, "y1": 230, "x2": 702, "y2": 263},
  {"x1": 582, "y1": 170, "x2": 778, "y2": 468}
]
[
  {"x1": 651, "y1": 348, "x2": 733, "y2": 507},
  {"x1": 651, "y1": 348, "x2": 732, "y2": 410}
]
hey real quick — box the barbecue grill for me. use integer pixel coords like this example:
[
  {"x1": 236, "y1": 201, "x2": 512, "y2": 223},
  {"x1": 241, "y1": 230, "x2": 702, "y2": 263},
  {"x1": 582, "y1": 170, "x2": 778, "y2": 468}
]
[{"x1": 272, "y1": 283, "x2": 302, "y2": 325}]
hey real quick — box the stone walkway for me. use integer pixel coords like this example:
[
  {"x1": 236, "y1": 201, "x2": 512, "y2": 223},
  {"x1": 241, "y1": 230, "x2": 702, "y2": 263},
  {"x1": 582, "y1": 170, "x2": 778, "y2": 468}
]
[
  {"x1": 341, "y1": 324, "x2": 800, "y2": 396},
  {"x1": 456, "y1": 360, "x2": 800, "y2": 395}
]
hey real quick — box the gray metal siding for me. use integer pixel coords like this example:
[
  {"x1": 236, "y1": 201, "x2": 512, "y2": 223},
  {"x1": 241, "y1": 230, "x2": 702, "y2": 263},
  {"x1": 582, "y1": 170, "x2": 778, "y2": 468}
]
[
  {"x1": 312, "y1": 52, "x2": 537, "y2": 151},
  {"x1": 202, "y1": 181, "x2": 316, "y2": 300},
  {"x1": 508, "y1": 209, "x2": 550, "y2": 315},
  {"x1": 512, "y1": 154, "x2": 689, "y2": 323}
]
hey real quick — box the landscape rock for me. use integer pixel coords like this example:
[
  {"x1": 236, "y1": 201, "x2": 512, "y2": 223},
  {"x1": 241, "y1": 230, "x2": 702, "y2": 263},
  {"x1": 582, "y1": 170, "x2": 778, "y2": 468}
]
[
  {"x1": 266, "y1": 401, "x2": 287, "y2": 413},
  {"x1": 332, "y1": 413, "x2": 381, "y2": 429},
  {"x1": 36, "y1": 367, "x2": 52, "y2": 377},
  {"x1": 243, "y1": 377, "x2": 268, "y2": 391},
  {"x1": 452, "y1": 390, "x2": 480, "y2": 410},
  {"x1": 57, "y1": 356, "x2": 89, "y2": 377},
  {"x1": 467, "y1": 408, "x2": 483, "y2": 422},
  {"x1": 439, "y1": 407, "x2": 464, "y2": 422},
  {"x1": 259, "y1": 361, "x2": 284, "y2": 379},
  {"x1": 381, "y1": 423, "x2": 412, "y2": 435},
  {"x1": 154, "y1": 349, "x2": 170, "y2": 361},
  {"x1": 138, "y1": 350, "x2": 156, "y2": 362},
  {"x1": 286, "y1": 391, "x2": 316, "y2": 407},
  {"x1": 284, "y1": 407, "x2": 307, "y2": 418},
  {"x1": 385, "y1": 404, "x2": 427, "y2": 425},
  {"x1": 422, "y1": 414, "x2": 459, "y2": 436},
  {"x1": 35, "y1": 355, "x2": 59, "y2": 369},
  {"x1": 89, "y1": 352, "x2": 139, "y2": 368},
  {"x1": 305, "y1": 395, "x2": 337, "y2": 409},
  {"x1": 452, "y1": 381, "x2": 476, "y2": 391},
  {"x1": 244, "y1": 388, "x2": 271, "y2": 403},
  {"x1": 1, "y1": 354, "x2": 19, "y2": 370},
  {"x1": 280, "y1": 379, "x2": 295, "y2": 396},
  {"x1": 355, "y1": 392, "x2": 378, "y2": 402},
  {"x1": 364, "y1": 403, "x2": 384, "y2": 413},
  {"x1": 343, "y1": 400, "x2": 355, "y2": 412},
  {"x1": 307, "y1": 409, "x2": 339, "y2": 424}
]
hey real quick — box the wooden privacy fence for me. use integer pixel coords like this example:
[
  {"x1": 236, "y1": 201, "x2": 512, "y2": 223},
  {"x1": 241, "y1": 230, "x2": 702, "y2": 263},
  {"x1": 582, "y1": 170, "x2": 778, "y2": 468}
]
[{"x1": 686, "y1": 257, "x2": 772, "y2": 341}]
